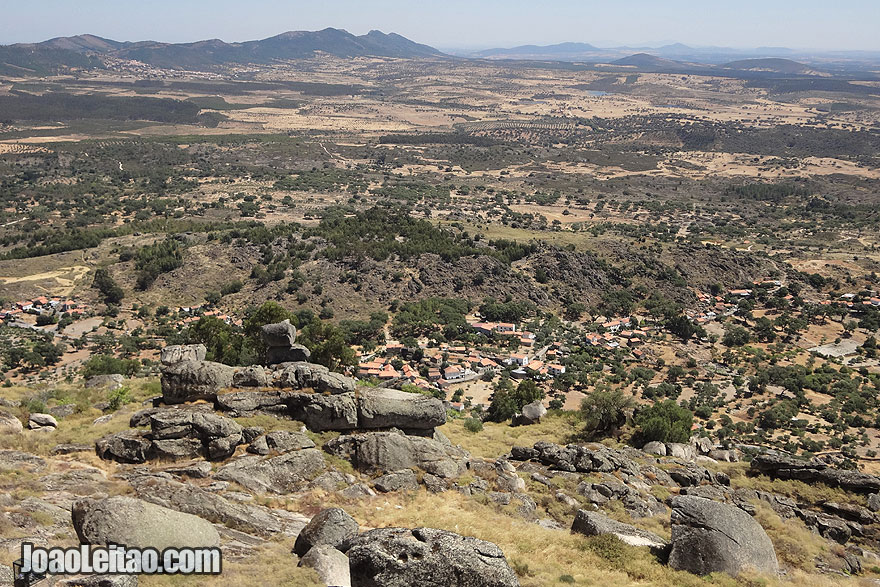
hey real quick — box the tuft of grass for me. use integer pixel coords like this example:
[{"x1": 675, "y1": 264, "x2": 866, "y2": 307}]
[{"x1": 751, "y1": 501, "x2": 828, "y2": 571}]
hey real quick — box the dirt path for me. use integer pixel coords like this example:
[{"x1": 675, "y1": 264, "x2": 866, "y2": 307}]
[{"x1": 0, "y1": 265, "x2": 90, "y2": 297}]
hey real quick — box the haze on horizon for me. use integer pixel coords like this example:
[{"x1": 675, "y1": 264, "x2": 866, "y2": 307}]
[{"x1": 3, "y1": 0, "x2": 879, "y2": 53}]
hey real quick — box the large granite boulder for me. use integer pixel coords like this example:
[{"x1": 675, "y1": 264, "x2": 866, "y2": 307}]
[
  {"x1": 357, "y1": 388, "x2": 446, "y2": 431},
  {"x1": 571, "y1": 510, "x2": 668, "y2": 552},
  {"x1": 0, "y1": 410, "x2": 23, "y2": 434},
  {"x1": 130, "y1": 475, "x2": 302, "y2": 537},
  {"x1": 289, "y1": 392, "x2": 359, "y2": 432},
  {"x1": 72, "y1": 497, "x2": 219, "y2": 550},
  {"x1": 669, "y1": 496, "x2": 778, "y2": 577},
  {"x1": 267, "y1": 345, "x2": 312, "y2": 365},
  {"x1": 232, "y1": 365, "x2": 272, "y2": 388},
  {"x1": 261, "y1": 320, "x2": 312, "y2": 364},
  {"x1": 96, "y1": 430, "x2": 153, "y2": 464},
  {"x1": 214, "y1": 448, "x2": 326, "y2": 493},
  {"x1": 261, "y1": 319, "x2": 297, "y2": 347},
  {"x1": 373, "y1": 469, "x2": 419, "y2": 493},
  {"x1": 161, "y1": 360, "x2": 234, "y2": 404},
  {"x1": 345, "y1": 527, "x2": 520, "y2": 587},
  {"x1": 277, "y1": 362, "x2": 356, "y2": 394},
  {"x1": 293, "y1": 507, "x2": 360, "y2": 556},
  {"x1": 299, "y1": 544, "x2": 351, "y2": 587},
  {"x1": 511, "y1": 441, "x2": 640, "y2": 477},
  {"x1": 216, "y1": 390, "x2": 292, "y2": 417},
  {"x1": 28, "y1": 413, "x2": 58, "y2": 429},
  {"x1": 513, "y1": 401, "x2": 547, "y2": 426},
  {"x1": 160, "y1": 344, "x2": 207, "y2": 366},
  {"x1": 642, "y1": 441, "x2": 666, "y2": 457},
  {"x1": 325, "y1": 431, "x2": 469, "y2": 478}
]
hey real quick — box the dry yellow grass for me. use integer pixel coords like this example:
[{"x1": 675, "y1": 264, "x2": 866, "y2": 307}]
[{"x1": 440, "y1": 412, "x2": 585, "y2": 460}]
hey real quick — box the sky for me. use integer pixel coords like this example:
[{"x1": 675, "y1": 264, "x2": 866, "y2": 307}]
[{"x1": 3, "y1": 0, "x2": 879, "y2": 51}]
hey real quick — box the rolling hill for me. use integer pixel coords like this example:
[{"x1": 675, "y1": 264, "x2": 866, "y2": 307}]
[
  {"x1": 722, "y1": 57, "x2": 824, "y2": 75},
  {"x1": 0, "y1": 28, "x2": 445, "y2": 72}
]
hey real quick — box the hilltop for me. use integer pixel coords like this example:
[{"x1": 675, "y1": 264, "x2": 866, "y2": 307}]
[{"x1": 0, "y1": 28, "x2": 444, "y2": 73}]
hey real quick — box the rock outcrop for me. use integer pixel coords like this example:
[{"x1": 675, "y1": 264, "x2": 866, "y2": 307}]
[
  {"x1": 571, "y1": 509, "x2": 668, "y2": 553},
  {"x1": 72, "y1": 497, "x2": 220, "y2": 550},
  {"x1": 345, "y1": 527, "x2": 520, "y2": 587},
  {"x1": 325, "y1": 431, "x2": 469, "y2": 478},
  {"x1": 751, "y1": 453, "x2": 880, "y2": 494},
  {"x1": 130, "y1": 475, "x2": 305, "y2": 537},
  {"x1": 28, "y1": 412, "x2": 58, "y2": 430},
  {"x1": 261, "y1": 319, "x2": 311, "y2": 364},
  {"x1": 0, "y1": 410, "x2": 23, "y2": 434},
  {"x1": 160, "y1": 344, "x2": 207, "y2": 365},
  {"x1": 356, "y1": 387, "x2": 446, "y2": 431},
  {"x1": 161, "y1": 360, "x2": 234, "y2": 404},
  {"x1": 214, "y1": 448, "x2": 326, "y2": 493},
  {"x1": 668, "y1": 496, "x2": 778, "y2": 577},
  {"x1": 294, "y1": 507, "x2": 360, "y2": 556}
]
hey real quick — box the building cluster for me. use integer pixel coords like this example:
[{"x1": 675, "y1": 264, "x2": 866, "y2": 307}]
[
  {"x1": 174, "y1": 305, "x2": 241, "y2": 327},
  {"x1": 0, "y1": 296, "x2": 88, "y2": 322}
]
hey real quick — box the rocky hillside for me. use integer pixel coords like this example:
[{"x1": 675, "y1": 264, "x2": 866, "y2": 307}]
[{"x1": 0, "y1": 321, "x2": 877, "y2": 585}]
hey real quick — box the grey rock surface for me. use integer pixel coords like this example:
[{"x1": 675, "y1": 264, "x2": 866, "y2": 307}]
[
  {"x1": 294, "y1": 507, "x2": 360, "y2": 556},
  {"x1": 669, "y1": 495, "x2": 779, "y2": 577},
  {"x1": 72, "y1": 496, "x2": 220, "y2": 550},
  {"x1": 345, "y1": 527, "x2": 520, "y2": 587}
]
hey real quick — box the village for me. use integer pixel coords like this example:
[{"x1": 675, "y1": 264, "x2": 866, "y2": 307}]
[{"x1": 1, "y1": 278, "x2": 878, "y2": 412}]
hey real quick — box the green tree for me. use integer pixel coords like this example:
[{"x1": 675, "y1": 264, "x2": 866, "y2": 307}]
[
  {"x1": 634, "y1": 400, "x2": 693, "y2": 444},
  {"x1": 722, "y1": 325, "x2": 751, "y2": 347},
  {"x1": 580, "y1": 389, "x2": 635, "y2": 434}
]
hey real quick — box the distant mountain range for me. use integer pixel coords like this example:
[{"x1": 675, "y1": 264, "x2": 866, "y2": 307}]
[
  {"x1": 463, "y1": 42, "x2": 880, "y2": 73},
  {"x1": 1, "y1": 29, "x2": 879, "y2": 77},
  {"x1": 0, "y1": 28, "x2": 444, "y2": 74}
]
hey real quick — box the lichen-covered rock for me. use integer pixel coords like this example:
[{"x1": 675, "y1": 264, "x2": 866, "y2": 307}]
[
  {"x1": 214, "y1": 448, "x2": 326, "y2": 493},
  {"x1": 669, "y1": 495, "x2": 779, "y2": 577},
  {"x1": 0, "y1": 410, "x2": 22, "y2": 434},
  {"x1": 160, "y1": 344, "x2": 207, "y2": 366},
  {"x1": 356, "y1": 387, "x2": 446, "y2": 431},
  {"x1": 325, "y1": 431, "x2": 469, "y2": 478},
  {"x1": 345, "y1": 527, "x2": 519, "y2": 587},
  {"x1": 161, "y1": 360, "x2": 234, "y2": 404},
  {"x1": 72, "y1": 496, "x2": 220, "y2": 550},
  {"x1": 571, "y1": 510, "x2": 668, "y2": 552},
  {"x1": 96, "y1": 431, "x2": 153, "y2": 464},
  {"x1": 293, "y1": 507, "x2": 359, "y2": 556},
  {"x1": 299, "y1": 544, "x2": 351, "y2": 587},
  {"x1": 277, "y1": 362, "x2": 356, "y2": 394}
]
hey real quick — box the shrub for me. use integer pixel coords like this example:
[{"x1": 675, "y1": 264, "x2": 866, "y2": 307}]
[
  {"x1": 463, "y1": 418, "x2": 484, "y2": 433},
  {"x1": 107, "y1": 387, "x2": 133, "y2": 411}
]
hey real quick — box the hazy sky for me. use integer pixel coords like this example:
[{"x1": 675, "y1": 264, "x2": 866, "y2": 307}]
[{"x1": 3, "y1": 0, "x2": 879, "y2": 51}]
